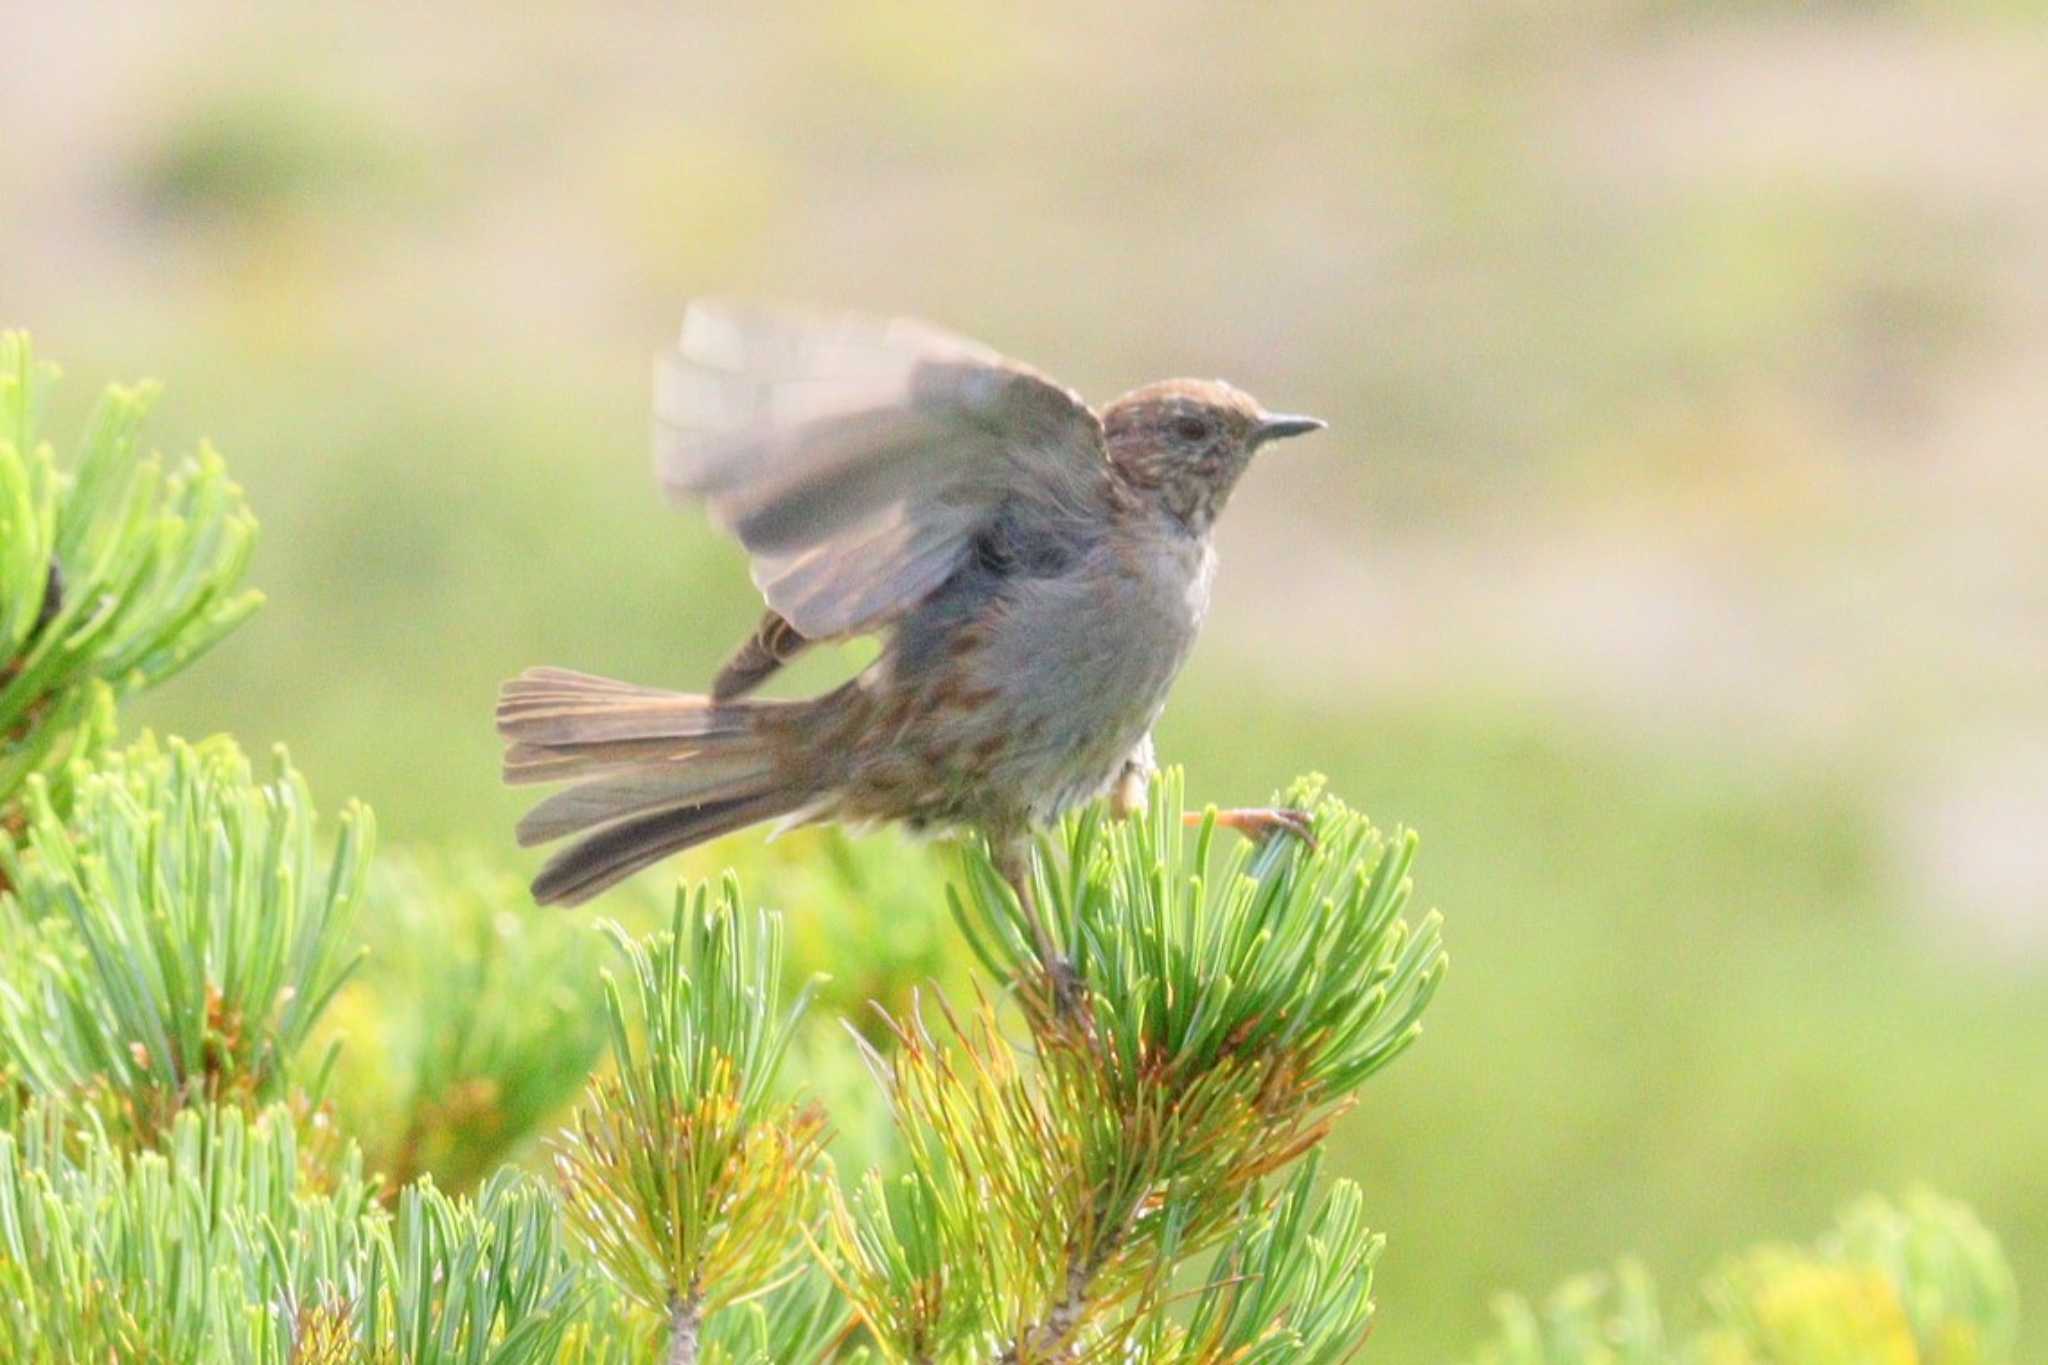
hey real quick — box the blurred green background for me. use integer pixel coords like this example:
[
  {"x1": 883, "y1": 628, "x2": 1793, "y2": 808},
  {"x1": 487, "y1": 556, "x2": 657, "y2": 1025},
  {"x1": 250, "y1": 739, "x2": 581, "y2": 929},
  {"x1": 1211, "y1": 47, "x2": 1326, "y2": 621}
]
[{"x1": 6, "y1": 2, "x2": 2044, "y2": 1358}]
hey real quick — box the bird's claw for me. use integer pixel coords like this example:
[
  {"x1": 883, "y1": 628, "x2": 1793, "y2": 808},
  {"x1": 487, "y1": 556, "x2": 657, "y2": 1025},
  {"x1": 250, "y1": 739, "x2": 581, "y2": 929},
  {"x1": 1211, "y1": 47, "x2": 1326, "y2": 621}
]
[
  {"x1": 1189, "y1": 806, "x2": 1318, "y2": 850},
  {"x1": 1044, "y1": 955, "x2": 1086, "y2": 1018},
  {"x1": 1013, "y1": 952, "x2": 1089, "y2": 1025}
]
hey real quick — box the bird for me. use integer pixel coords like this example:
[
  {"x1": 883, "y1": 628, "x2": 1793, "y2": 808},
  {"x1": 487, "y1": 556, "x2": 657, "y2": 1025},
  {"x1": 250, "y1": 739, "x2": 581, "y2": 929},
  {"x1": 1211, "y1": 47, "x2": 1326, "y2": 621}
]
[{"x1": 497, "y1": 302, "x2": 1325, "y2": 996}]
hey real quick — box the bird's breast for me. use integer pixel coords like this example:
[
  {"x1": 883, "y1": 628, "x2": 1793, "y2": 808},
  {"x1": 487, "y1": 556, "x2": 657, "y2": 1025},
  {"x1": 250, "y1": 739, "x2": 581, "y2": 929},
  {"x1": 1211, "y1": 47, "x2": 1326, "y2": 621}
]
[
  {"x1": 963, "y1": 533, "x2": 1209, "y2": 805},
  {"x1": 836, "y1": 526, "x2": 1215, "y2": 831},
  {"x1": 1001, "y1": 533, "x2": 1208, "y2": 705}
]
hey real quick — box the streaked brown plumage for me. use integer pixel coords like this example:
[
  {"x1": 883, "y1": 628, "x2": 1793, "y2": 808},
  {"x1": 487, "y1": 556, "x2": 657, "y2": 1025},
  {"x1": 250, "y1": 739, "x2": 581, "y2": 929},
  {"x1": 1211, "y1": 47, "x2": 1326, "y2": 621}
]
[{"x1": 498, "y1": 303, "x2": 1323, "y2": 985}]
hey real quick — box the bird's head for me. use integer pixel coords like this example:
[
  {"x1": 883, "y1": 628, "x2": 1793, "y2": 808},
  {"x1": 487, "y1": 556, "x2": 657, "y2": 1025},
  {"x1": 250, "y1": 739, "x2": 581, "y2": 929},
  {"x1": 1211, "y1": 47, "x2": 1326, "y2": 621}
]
[{"x1": 1102, "y1": 379, "x2": 1324, "y2": 532}]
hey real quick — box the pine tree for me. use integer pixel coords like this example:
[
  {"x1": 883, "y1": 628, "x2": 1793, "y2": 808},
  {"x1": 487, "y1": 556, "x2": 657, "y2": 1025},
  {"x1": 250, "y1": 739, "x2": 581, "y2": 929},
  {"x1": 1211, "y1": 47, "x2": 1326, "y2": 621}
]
[{"x1": 0, "y1": 334, "x2": 2019, "y2": 1363}]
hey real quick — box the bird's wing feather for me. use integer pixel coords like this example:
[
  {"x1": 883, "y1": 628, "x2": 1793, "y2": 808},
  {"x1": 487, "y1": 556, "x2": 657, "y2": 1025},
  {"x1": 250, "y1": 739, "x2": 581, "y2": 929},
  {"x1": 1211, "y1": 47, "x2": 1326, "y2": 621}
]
[{"x1": 655, "y1": 302, "x2": 1109, "y2": 639}]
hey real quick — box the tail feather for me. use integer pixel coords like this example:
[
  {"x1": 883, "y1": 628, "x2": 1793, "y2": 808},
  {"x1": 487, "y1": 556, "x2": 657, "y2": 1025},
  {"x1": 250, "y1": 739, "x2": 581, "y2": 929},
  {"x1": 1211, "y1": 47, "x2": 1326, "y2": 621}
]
[
  {"x1": 496, "y1": 665, "x2": 789, "y2": 746},
  {"x1": 502, "y1": 666, "x2": 673, "y2": 698},
  {"x1": 531, "y1": 791, "x2": 795, "y2": 908},
  {"x1": 497, "y1": 666, "x2": 818, "y2": 906},
  {"x1": 514, "y1": 747, "x2": 776, "y2": 846},
  {"x1": 503, "y1": 737, "x2": 698, "y2": 786},
  {"x1": 496, "y1": 697, "x2": 757, "y2": 746}
]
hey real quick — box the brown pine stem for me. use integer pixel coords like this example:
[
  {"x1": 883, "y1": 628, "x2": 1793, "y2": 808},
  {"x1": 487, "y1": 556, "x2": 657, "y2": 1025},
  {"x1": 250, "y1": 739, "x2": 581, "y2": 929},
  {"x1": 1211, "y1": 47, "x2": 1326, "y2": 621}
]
[
  {"x1": 667, "y1": 1288, "x2": 702, "y2": 1365},
  {"x1": 1000, "y1": 1239, "x2": 1114, "y2": 1363}
]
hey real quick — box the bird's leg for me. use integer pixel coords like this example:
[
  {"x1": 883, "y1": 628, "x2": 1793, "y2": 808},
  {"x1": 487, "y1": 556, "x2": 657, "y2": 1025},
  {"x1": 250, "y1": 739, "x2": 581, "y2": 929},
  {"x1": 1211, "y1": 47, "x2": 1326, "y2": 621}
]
[
  {"x1": 995, "y1": 836, "x2": 1082, "y2": 1017},
  {"x1": 4, "y1": 559, "x2": 63, "y2": 686},
  {"x1": 1188, "y1": 807, "x2": 1318, "y2": 848},
  {"x1": 32, "y1": 558, "x2": 63, "y2": 640},
  {"x1": 1108, "y1": 755, "x2": 1150, "y2": 821},
  {"x1": 1107, "y1": 736, "x2": 1312, "y2": 848}
]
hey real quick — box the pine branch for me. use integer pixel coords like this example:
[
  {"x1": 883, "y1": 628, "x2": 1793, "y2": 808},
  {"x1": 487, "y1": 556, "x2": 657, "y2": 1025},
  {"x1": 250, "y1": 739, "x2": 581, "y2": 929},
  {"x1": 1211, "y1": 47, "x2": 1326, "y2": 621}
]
[
  {"x1": 828, "y1": 772, "x2": 1446, "y2": 1362},
  {"x1": 0, "y1": 333, "x2": 261, "y2": 821},
  {"x1": 552, "y1": 880, "x2": 842, "y2": 1365},
  {"x1": 1157, "y1": 1155, "x2": 1384, "y2": 1363},
  {"x1": 669, "y1": 1290, "x2": 703, "y2": 1365},
  {"x1": 324, "y1": 850, "x2": 610, "y2": 1194},
  {"x1": 0, "y1": 1101, "x2": 596, "y2": 1362},
  {"x1": 0, "y1": 734, "x2": 369, "y2": 1144}
]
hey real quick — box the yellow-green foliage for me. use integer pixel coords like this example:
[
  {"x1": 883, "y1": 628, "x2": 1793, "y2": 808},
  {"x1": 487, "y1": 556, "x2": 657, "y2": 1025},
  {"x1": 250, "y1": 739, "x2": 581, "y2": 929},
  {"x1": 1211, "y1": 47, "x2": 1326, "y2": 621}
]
[
  {"x1": 320, "y1": 850, "x2": 612, "y2": 1194},
  {"x1": 0, "y1": 1103, "x2": 585, "y2": 1364},
  {"x1": 1699, "y1": 1193, "x2": 2018, "y2": 1365},
  {"x1": 1469, "y1": 1193, "x2": 2016, "y2": 1365},
  {"x1": 824, "y1": 775, "x2": 1443, "y2": 1362},
  {"x1": 550, "y1": 886, "x2": 832, "y2": 1333},
  {"x1": 0, "y1": 334, "x2": 260, "y2": 816},
  {"x1": 0, "y1": 734, "x2": 369, "y2": 1145}
]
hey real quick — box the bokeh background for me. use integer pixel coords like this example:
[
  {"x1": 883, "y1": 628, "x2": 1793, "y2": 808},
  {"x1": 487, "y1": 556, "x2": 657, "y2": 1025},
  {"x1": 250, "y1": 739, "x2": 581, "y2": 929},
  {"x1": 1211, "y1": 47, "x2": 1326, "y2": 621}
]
[{"x1": 6, "y1": 2, "x2": 2044, "y2": 1357}]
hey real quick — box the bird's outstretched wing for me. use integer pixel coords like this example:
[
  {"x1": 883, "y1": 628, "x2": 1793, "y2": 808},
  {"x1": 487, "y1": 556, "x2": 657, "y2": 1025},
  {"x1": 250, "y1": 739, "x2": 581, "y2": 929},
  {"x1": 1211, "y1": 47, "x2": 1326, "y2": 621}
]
[{"x1": 654, "y1": 302, "x2": 1110, "y2": 640}]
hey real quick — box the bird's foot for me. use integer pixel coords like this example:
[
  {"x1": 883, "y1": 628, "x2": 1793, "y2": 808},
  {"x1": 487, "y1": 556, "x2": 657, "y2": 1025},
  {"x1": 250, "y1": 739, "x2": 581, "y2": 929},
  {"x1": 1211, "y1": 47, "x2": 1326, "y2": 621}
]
[
  {"x1": 995, "y1": 843, "x2": 1090, "y2": 1023},
  {"x1": 1012, "y1": 952, "x2": 1089, "y2": 1026},
  {"x1": 1044, "y1": 955, "x2": 1087, "y2": 1019},
  {"x1": 1188, "y1": 806, "x2": 1317, "y2": 849}
]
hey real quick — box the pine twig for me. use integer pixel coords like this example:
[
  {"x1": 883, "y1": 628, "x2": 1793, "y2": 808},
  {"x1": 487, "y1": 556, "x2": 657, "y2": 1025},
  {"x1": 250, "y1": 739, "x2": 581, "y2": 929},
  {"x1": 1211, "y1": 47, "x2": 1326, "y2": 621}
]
[
  {"x1": 1000, "y1": 1248, "x2": 1106, "y2": 1363},
  {"x1": 667, "y1": 1288, "x2": 702, "y2": 1365}
]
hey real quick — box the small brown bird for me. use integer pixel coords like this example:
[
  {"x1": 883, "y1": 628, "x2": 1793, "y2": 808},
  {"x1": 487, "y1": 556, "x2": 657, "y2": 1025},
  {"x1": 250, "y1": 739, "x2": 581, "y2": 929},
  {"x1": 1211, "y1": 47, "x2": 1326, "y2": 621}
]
[{"x1": 498, "y1": 303, "x2": 1324, "y2": 983}]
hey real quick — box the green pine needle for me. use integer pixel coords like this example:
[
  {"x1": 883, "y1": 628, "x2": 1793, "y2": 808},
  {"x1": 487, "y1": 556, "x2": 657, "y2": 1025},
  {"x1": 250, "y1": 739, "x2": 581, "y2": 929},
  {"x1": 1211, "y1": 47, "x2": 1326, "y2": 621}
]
[
  {"x1": 0, "y1": 734, "x2": 370, "y2": 1144},
  {"x1": 552, "y1": 880, "x2": 841, "y2": 1360},
  {"x1": 0, "y1": 333, "x2": 262, "y2": 815},
  {"x1": 835, "y1": 771, "x2": 1446, "y2": 1362}
]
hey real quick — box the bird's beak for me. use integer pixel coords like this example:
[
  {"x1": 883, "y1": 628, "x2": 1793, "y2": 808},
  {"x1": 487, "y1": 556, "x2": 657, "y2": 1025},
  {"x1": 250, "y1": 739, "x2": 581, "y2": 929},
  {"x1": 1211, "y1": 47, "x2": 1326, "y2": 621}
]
[{"x1": 1253, "y1": 413, "x2": 1328, "y2": 446}]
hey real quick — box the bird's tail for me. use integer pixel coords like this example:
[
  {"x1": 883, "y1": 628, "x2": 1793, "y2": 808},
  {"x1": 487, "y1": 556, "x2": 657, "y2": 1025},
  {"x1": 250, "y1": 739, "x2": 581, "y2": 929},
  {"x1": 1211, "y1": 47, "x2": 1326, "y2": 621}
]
[{"x1": 496, "y1": 667, "x2": 820, "y2": 906}]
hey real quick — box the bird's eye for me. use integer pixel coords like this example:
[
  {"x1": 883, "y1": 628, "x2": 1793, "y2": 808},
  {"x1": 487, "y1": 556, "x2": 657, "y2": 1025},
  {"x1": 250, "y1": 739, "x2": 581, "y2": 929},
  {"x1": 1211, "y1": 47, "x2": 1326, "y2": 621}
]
[{"x1": 1171, "y1": 415, "x2": 1213, "y2": 443}]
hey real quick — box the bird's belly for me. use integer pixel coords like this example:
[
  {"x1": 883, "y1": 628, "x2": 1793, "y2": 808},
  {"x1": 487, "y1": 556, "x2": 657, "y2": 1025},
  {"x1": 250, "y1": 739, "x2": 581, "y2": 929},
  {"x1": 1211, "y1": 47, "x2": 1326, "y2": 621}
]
[
  {"x1": 835, "y1": 534, "x2": 1210, "y2": 832},
  {"x1": 953, "y1": 547, "x2": 1205, "y2": 822},
  {"x1": 983, "y1": 627, "x2": 1181, "y2": 814}
]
